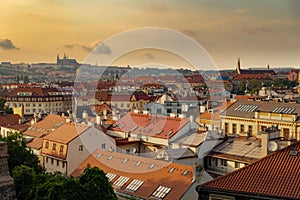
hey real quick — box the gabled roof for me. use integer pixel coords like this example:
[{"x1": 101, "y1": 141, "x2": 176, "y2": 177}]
[
  {"x1": 198, "y1": 142, "x2": 300, "y2": 199},
  {"x1": 43, "y1": 122, "x2": 90, "y2": 144},
  {"x1": 109, "y1": 112, "x2": 190, "y2": 139},
  {"x1": 23, "y1": 114, "x2": 66, "y2": 138},
  {"x1": 71, "y1": 149, "x2": 195, "y2": 200},
  {"x1": 6, "y1": 87, "x2": 60, "y2": 97}
]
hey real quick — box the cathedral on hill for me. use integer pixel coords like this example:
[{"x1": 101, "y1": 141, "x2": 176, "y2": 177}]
[
  {"x1": 236, "y1": 58, "x2": 275, "y2": 75},
  {"x1": 57, "y1": 53, "x2": 79, "y2": 65}
]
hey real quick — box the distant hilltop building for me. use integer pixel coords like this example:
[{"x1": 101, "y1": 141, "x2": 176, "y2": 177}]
[
  {"x1": 236, "y1": 58, "x2": 275, "y2": 75},
  {"x1": 56, "y1": 53, "x2": 78, "y2": 65}
]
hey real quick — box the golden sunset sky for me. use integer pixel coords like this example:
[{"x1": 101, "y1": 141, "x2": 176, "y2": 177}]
[{"x1": 0, "y1": 0, "x2": 299, "y2": 69}]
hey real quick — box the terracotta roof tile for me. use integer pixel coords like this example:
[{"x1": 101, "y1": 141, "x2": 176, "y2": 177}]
[
  {"x1": 43, "y1": 122, "x2": 90, "y2": 144},
  {"x1": 198, "y1": 142, "x2": 300, "y2": 199},
  {"x1": 71, "y1": 149, "x2": 194, "y2": 200},
  {"x1": 0, "y1": 114, "x2": 21, "y2": 126},
  {"x1": 110, "y1": 113, "x2": 190, "y2": 139}
]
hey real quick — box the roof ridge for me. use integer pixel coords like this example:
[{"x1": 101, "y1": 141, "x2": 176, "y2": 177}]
[{"x1": 200, "y1": 141, "x2": 300, "y2": 188}]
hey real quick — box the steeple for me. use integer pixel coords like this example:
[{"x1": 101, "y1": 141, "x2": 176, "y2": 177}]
[
  {"x1": 236, "y1": 57, "x2": 242, "y2": 74},
  {"x1": 63, "y1": 52, "x2": 67, "y2": 60}
]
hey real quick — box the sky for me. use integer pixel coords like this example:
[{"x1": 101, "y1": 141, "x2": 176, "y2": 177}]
[{"x1": 0, "y1": 0, "x2": 299, "y2": 70}]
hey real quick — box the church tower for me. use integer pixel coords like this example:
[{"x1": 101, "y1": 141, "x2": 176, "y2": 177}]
[{"x1": 236, "y1": 57, "x2": 242, "y2": 74}]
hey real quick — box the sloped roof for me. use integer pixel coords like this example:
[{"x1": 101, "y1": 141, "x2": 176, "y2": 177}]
[
  {"x1": 109, "y1": 112, "x2": 190, "y2": 139},
  {"x1": 0, "y1": 114, "x2": 21, "y2": 126},
  {"x1": 221, "y1": 99, "x2": 300, "y2": 120},
  {"x1": 198, "y1": 142, "x2": 300, "y2": 199},
  {"x1": 71, "y1": 149, "x2": 195, "y2": 200},
  {"x1": 6, "y1": 87, "x2": 60, "y2": 97},
  {"x1": 43, "y1": 122, "x2": 90, "y2": 144},
  {"x1": 23, "y1": 114, "x2": 66, "y2": 138}
]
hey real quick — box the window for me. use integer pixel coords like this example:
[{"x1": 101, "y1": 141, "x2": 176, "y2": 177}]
[
  {"x1": 51, "y1": 158, "x2": 54, "y2": 165},
  {"x1": 101, "y1": 143, "x2": 106, "y2": 150},
  {"x1": 46, "y1": 157, "x2": 48, "y2": 163},
  {"x1": 221, "y1": 159, "x2": 227, "y2": 166},
  {"x1": 62, "y1": 162, "x2": 65, "y2": 168},
  {"x1": 232, "y1": 124, "x2": 236, "y2": 134},
  {"x1": 283, "y1": 128, "x2": 290, "y2": 139},
  {"x1": 57, "y1": 160, "x2": 59, "y2": 166},
  {"x1": 126, "y1": 179, "x2": 144, "y2": 192},
  {"x1": 240, "y1": 124, "x2": 244, "y2": 133},
  {"x1": 225, "y1": 123, "x2": 229, "y2": 133},
  {"x1": 248, "y1": 125, "x2": 253, "y2": 135},
  {"x1": 235, "y1": 162, "x2": 240, "y2": 168},
  {"x1": 52, "y1": 143, "x2": 56, "y2": 150},
  {"x1": 207, "y1": 157, "x2": 212, "y2": 166},
  {"x1": 152, "y1": 186, "x2": 171, "y2": 199},
  {"x1": 45, "y1": 141, "x2": 49, "y2": 149},
  {"x1": 60, "y1": 145, "x2": 64, "y2": 152},
  {"x1": 33, "y1": 103, "x2": 36, "y2": 107},
  {"x1": 79, "y1": 145, "x2": 83, "y2": 151}
]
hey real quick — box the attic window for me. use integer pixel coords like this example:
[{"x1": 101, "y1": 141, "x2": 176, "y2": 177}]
[
  {"x1": 152, "y1": 186, "x2": 172, "y2": 199},
  {"x1": 182, "y1": 170, "x2": 189, "y2": 176},
  {"x1": 126, "y1": 179, "x2": 144, "y2": 192}
]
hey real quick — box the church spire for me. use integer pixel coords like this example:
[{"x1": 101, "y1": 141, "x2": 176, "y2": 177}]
[{"x1": 236, "y1": 57, "x2": 242, "y2": 74}]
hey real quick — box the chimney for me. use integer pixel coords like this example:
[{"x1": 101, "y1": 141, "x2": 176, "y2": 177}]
[
  {"x1": 193, "y1": 163, "x2": 203, "y2": 183},
  {"x1": 96, "y1": 115, "x2": 101, "y2": 125}
]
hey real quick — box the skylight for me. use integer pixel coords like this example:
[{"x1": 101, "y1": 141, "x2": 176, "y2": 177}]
[
  {"x1": 168, "y1": 168, "x2": 175, "y2": 173},
  {"x1": 182, "y1": 170, "x2": 189, "y2": 176},
  {"x1": 146, "y1": 128, "x2": 153, "y2": 133},
  {"x1": 156, "y1": 130, "x2": 164, "y2": 135},
  {"x1": 122, "y1": 158, "x2": 128, "y2": 164},
  {"x1": 166, "y1": 131, "x2": 173, "y2": 136},
  {"x1": 126, "y1": 179, "x2": 144, "y2": 192},
  {"x1": 96, "y1": 153, "x2": 102, "y2": 158},
  {"x1": 106, "y1": 173, "x2": 116, "y2": 182},
  {"x1": 119, "y1": 124, "x2": 126, "y2": 129},
  {"x1": 135, "y1": 161, "x2": 141, "y2": 166},
  {"x1": 130, "y1": 126, "x2": 138, "y2": 132},
  {"x1": 273, "y1": 107, "x2": 295, "y2": 114},
  {"x1": 107, "y1": 155, "x2": 113, "y2": 160},
  {"x1": 114, "y1": 176, "x2": 130, "y2": 188},
  {"x1": 234, "y1": 104, "x2": 258, "y2": 112},
  {"x1": 152, "y1": 186, "x2": 172, "y2": 199},
  {"x1": 149, "y1": 164, "x2": 155, "y2": 169}
]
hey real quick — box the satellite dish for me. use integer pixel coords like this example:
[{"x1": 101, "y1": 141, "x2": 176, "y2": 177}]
[
  {"x1": 268, "y1": 141, "x2": 279, "y2": 152},
  {"x1": 130, "y1": 147, "x2": 137, "y2": 153}
]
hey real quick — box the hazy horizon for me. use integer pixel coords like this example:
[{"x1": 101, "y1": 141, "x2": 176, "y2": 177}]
[{"x1": 1, "y1": 0, "x2": 299, "y2": 69}]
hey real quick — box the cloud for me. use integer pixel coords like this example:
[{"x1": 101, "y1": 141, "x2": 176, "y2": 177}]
[
  {"x1": 143, "y1": 52, "x2": 155, "y2": 60},
  {"x1": 0, "y1": 39, "x2": 19, "y2": 50},
  {"x1": 64, "y1": 41, "x2": 112, "y2": 55},
  {"x1": 142, "y1": 4, "x2": 167, "y2": 12}
]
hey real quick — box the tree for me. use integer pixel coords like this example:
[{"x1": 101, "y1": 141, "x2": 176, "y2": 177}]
[
  {"x1": 13, "y1": 165, "x2": 36, "y2": 200},
  {"x1": 0, "y1": 132, "x2": 43, "y2": 175},
  {"x1": 79, "y1": 166, "x2": 117, "y2": 200}
]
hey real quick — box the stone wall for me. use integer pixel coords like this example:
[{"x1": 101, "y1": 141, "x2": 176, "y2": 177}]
[{"x1": 0, "y1": 142, "x2": 16, "y2": 200}]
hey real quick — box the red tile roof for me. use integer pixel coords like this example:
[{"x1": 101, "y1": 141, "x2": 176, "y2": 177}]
[
  {"x1": 43, "y1": 122, "x2": 89, "y2": 144},
  {"x1": 71, "y1": 149, "x2": 194, "y2": 200},
  {"x1": 232, "y1": 74, "x2": 272, "y2": 81},
  {"x1": 0, "y1": 114, "x2": 21, "y2": 126},
  {"x1": 198, "y1": 142, "x2": 300, "y2": 199},
  {"x1": 6, "y1": 87, "x2": 60, "y2": 97},
  {"x1": 109, "y1": 113, "x2": 190, "y2": 139}
]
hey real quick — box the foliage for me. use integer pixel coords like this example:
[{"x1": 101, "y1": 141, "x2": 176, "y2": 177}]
[
  {"x1": 0, "y1": 132, "x2": 43, "y2": 175},
  {"x1": 12, "y1": 165, "x2": 117, "y2": 200},
  {"x1": 0, "y1": 98, "x2": 13, "y2": 114}
]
